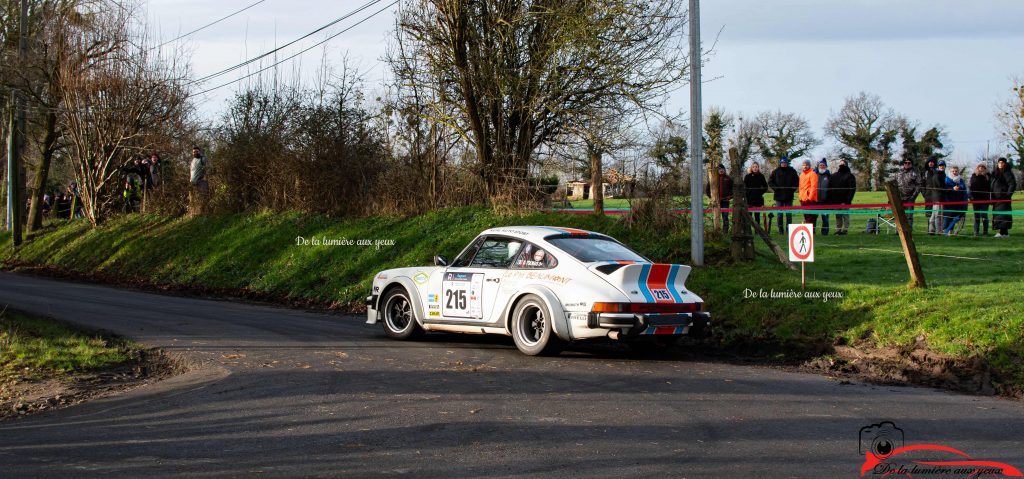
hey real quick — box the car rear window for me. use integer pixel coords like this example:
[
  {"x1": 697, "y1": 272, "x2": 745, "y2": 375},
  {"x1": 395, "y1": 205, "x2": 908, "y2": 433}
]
[{"x1": 546, "y1": 236, "x2": 647, "y2": 263}]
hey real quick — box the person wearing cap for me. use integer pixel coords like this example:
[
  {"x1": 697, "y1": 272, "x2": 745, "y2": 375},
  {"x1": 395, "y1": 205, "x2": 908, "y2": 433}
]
[
  {"x1": 896, "y1": 157, "x2": 923, "y2": 228},
  {"x1": 815, "y1": 158, "x2": 831, "y2": 235},
  {"x1": 768, "y1": 156, "x2": 799, "y2": 234},
  {"x1": 828, "y1": 158, "x2": 857, "y2": 235},
  {"x1": 798, "y1": 159, "x2": 820, "y2": 229},
  {"x1": 968, "y1": 163, "x2": 992, "y2": 236},
  {"x1": 942, "y1": 165, "x2": 968, "y2": 235},
  {"x1": 991, "y1": 157, "x2": 1017, "y2": 237},
  {"x1": 705, "y1": 163, "x2": 734, "y2": 233},
  {"x1": 925, "y1": 159, "x2": 947, "y2": 235}
]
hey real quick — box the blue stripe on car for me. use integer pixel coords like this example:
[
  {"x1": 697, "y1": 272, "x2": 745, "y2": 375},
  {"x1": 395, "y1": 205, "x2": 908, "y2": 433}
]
[
  {"x1": 638, "y1": 263, "x2": 655, "y2": 302},
  {"x1": 666, "y1": 265, "x2": 683, "y2": 303}
]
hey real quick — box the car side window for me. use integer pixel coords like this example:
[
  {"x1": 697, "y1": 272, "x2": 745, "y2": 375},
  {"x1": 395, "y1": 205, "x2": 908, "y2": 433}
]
[
  {"x1": 452, "y1": 237, "x2": 485, "y2": 268},
  {"x1": 512, "y1": 243, "x2": 558, "y2": 269},
  {"x1": 469, "y1": 237, "x2": 523, "y2": 268}
]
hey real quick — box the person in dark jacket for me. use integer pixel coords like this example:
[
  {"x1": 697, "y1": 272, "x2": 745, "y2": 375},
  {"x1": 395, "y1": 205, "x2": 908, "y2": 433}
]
[
  {"x1": 925, "y1": 159, "x2": 947, "y2": 234},
  {"x1": 828, "y1": 159, "x2": 857, "y2": 235},
  {"x1": 895, "y1": 158, "x2": 924, "y2": 228},
  {"x1": 969, "y1": 163, "x2": 992, "y2": 236},
  {"x1": 705, "y1": 163, "x2": 734, "y2": 233},
  {"x1": 991, "y1": 157, "x2": 1017, "y2": 237},
  {"x1": 768, "y1": 156, "x2": 799, "y2": 234},
  {"x1": 815, "y1": 158, "x2": 831, "y2": 235},
  {"x1": 744, "y1": 162, "x2": 769, "y2": 229},
  {"x1": 942, "y1": 166, "x2": 968, "y2": 235}
]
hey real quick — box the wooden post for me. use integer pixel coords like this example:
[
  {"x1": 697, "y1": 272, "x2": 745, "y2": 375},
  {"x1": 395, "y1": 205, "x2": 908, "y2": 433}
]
[
  {"x1": 743, "y1": 209, "x2": 797, "y2": 271},
  {"x1": 801, "y1": 263, "x2": 805, "y2": 291},
  {"x1": 884, "y1": 181, "x2": 927, "y2": 288}
]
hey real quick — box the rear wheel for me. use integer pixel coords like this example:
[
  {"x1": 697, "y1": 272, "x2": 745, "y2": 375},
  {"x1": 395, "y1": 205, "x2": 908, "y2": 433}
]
[
  {"x1": 381, "y1": 287, "x2": 423, "y2": 340},
  {"x1": 511, "y1": 294, "x2": 564, "y2": 356}
]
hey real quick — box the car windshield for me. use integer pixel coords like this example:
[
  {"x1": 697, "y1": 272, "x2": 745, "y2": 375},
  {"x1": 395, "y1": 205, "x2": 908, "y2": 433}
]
[{"x1": 546, "y1": 236, "x2": 647, "y2": 263}]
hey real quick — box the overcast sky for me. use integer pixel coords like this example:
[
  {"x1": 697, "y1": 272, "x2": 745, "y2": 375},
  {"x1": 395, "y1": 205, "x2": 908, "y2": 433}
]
[{"x1": 147, "y1": 0, "x2": 1024, "y2": 164}]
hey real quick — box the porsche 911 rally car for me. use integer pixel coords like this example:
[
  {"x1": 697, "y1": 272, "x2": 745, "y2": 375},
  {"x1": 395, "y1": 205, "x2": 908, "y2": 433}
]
[{"x1": 366, "y1": 226, "x2": 709, "y2": 355}]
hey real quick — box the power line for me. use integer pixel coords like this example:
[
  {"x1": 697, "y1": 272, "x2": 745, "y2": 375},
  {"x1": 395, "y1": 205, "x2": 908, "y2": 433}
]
[
  {"x1": 197, "y1": 0, "x2": 398, "y2": 96},
  {"x1": 153, "y1": 0, "x2": 268, "y2": 50},
  {"x1": 193, "y1": 0, "x2": 384, "y2": 85}
]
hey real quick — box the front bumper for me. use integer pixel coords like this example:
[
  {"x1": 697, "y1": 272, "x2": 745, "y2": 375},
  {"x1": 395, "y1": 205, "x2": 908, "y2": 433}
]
[
  {"x1": 365, "y1": 295, "x2": 379, "y2": 324},
  {"x1": 586, "y1": 311, "x2": 711, "y2": 337}
]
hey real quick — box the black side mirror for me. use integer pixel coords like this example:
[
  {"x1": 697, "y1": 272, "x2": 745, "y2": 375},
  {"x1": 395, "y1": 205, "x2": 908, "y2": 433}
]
[{"x1": 434, "y1": 255, "x2": 449, "y2": 267}]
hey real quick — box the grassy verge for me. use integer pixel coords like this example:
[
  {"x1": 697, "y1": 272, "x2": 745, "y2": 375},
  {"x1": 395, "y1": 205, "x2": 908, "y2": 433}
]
[
  {"x1": 1, "y1": 310, "x2": 139, "y2": 381},
  {"x1": 2, "y1": 203, "x2": 1022, "y2": 396}
]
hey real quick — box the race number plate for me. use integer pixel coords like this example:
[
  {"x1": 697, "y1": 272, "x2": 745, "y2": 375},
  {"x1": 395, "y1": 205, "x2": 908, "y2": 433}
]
[{"x1": 442, "y1": 272, "x2": 484, "y2": 319}]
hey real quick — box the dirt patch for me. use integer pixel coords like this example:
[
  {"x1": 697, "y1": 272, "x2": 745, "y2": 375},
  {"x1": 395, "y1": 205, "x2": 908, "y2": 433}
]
[
  {"x1": 801, "y1": 336, "x2": 1006, "y2": 397},
  {"x1": 0, "y1": 348, "x2": 188, "y2": 421}
]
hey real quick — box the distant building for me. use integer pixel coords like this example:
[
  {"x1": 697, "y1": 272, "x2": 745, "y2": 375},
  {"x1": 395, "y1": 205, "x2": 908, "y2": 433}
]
[{"x1": 566, "y1": 181, "x2": 611, "y2": 200}]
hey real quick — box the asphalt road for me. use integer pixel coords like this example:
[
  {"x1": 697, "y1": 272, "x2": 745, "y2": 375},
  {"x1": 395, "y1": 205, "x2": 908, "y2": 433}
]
[{"x1": 0, "y1": 272, "x2": 1022, "y2": 478}]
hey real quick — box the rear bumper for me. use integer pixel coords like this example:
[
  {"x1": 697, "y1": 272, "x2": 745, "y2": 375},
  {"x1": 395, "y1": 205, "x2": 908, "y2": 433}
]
[
  {"x1": 365, "y1": 295, "x2": 379, "y2": 324},
  {"x1": 586, "y1": 311, "x2": 711, "y2": 337}
]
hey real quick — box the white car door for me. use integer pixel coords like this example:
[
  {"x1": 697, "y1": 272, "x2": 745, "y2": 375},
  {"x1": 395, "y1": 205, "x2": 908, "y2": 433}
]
[{"x1": 439, "y1": 236, "x2": 523, "y2": 323}]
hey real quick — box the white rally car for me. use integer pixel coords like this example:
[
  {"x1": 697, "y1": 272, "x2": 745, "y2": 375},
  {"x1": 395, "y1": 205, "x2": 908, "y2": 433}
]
[{"x1": 366, "y1": 226, "x2": 709, "y2": 355}]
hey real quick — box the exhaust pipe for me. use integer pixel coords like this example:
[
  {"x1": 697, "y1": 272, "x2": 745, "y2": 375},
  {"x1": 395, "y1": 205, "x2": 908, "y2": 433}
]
[{"x1": 608, "y1": 330, "x2": 622, "y2": 340}]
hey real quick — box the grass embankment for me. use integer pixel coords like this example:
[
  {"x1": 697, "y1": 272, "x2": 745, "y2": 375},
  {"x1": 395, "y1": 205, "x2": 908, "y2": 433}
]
[
  {"x1": 2, "y1": 203, "x2": 1023, "y2": 395},
  {"x1": 1, "y1": 310, "x2": 139, "y2": 381}
]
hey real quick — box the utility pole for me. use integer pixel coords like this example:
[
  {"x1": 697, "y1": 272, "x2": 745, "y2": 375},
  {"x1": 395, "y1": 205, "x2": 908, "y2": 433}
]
[
  {"x1": 6, "y1": 0, "x2": 27, "y2": 247},
  {"x1": 688, "y1": 0, "x2": 704, "y2": 266}
]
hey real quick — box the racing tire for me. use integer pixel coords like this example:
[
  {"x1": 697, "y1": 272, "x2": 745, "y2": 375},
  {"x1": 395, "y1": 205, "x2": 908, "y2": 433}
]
[
  {"x1": 381, "y1": 287, "x2": 424, "y2": 340},
  {"x1": 511, "y1": 294, "x2": 564, "y2": 356}
]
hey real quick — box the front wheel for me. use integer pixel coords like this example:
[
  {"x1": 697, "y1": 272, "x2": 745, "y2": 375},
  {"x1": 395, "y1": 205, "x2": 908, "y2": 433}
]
[
  {"x1": 381, "y1": 287, "x2": 423, "y2": 340},
  {"x1": 511, "y1": 294, "x2": 564, "y2": 356}
]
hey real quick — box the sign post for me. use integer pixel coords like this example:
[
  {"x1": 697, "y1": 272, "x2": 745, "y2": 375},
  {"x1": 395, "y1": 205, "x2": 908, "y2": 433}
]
[{"x1": 788, "y1": 224, "x2": 815, "y2": 290}]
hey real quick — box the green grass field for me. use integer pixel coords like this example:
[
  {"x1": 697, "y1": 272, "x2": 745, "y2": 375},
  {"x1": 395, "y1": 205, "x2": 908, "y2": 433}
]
[
  {"x1": 1, "y1": 310, "x2": 139, "y2": 381},
  {"x1": 1, "y1": 195, "x2": 1022, "y2": 394}
]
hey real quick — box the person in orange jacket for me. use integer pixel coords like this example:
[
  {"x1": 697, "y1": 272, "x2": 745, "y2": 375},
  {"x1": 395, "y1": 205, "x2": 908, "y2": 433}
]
[{"x1": 799, "y1": 159, "x2": 819, "y2": 229}]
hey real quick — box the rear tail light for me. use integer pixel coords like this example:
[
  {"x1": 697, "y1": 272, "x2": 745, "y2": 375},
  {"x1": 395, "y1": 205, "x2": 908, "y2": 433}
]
[{"x1": 591, "y1": 302, "x2": 701, "y2": 314}]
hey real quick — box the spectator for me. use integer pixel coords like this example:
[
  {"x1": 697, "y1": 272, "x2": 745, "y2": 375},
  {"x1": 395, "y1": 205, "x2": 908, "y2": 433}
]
[
  {"x1": 41, "y1": 193, "x2": 52, "y2": 219},
  {"x1": 925, "y1": 159, "x2": 947, "y2": 235},
  {"x1": 895, "y1": 158, "x2": 923, "y2": 228},
  {"x1": 189, "y1": 146, "x2": 209, "y2": 216},
  {"x1": 828, "y1": 158, "x2": 857, "y2": 235},
  {"x1": 145, "y1": 152, "x2": 162, "y2": 189},
  {"x1": 123, "y1": 172, "x2": 143, "y2": 213},
  {"x1": 798, "y1": 159, "x2": 819, "y2": 229},
  {"x1": 54, "y1": 193, "x2": 70, "y2": 219},
  {"x1": 67, "y1": 182, "x2": 83, "y2": 219},
  {"x1": 815, "y1": 158, "x2": 831, "y2": 235},
  {"x1": 744, "y1": 162, "x2": 769, "y2": 229},
  {"x1": 991, "y1": 157, "x2": 1017, "y2": 237},
  {"x1": 705, "y1": 163, "x2": 734, "y2": 233},
  {"x1": 942, "y1": 166, "x2": 967, "y2": 235},
  {"x1": 768, "y1": 156, "x2": 799, "y2": 234},
  {"x1": 968, "y1": 163, "x2": 992, "y2": 236}
]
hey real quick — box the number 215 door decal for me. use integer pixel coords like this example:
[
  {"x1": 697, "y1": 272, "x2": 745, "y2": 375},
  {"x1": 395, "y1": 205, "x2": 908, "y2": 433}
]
[{"x1": 442, "y1": 272, "x2": 485, "y2": 319}]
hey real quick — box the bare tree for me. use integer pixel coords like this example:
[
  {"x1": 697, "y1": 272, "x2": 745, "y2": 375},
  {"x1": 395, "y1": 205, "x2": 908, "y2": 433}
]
[
  {"x1": 996, "y1": 77, "x2": 1024, "y2": 187},
  {"x1": 648, "y1": 119, "x2": 688, "y2": 194},
  {"x1": 753, "y1": 110, "x2": 818, "y2": 168},
  {"x1": 57, "y1": 3, "x2": 191, "y2": 224},
  {"x1": 825, "y1": 92, "x2": 904, "y2": 191},
  {"x1": 704, "y1": 108, "x2": 732, "y2": 232},
  {"x1": 392, "y1": 0, "x2": 689, "y2": 205}
]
